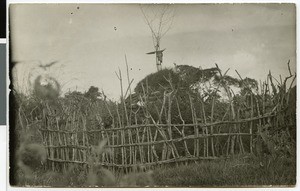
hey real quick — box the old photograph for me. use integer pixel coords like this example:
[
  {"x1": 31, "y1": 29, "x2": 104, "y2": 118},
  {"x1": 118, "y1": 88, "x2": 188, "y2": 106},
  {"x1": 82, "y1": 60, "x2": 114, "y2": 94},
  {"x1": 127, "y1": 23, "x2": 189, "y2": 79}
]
[{"x1": 9, "y1": 3, "x2": 296, "y2": 187}]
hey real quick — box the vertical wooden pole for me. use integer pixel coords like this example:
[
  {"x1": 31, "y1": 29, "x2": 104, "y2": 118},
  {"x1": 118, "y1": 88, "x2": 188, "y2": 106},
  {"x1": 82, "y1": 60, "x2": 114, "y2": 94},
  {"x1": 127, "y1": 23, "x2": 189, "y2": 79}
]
[
  {"x1": 199, "y1": 97, "x2": 208, "y2": 157},
  {"x1": 210, "y1": 97, "x2": 216, "y2": 157},
  {"x1": 175, "y1": 98, "x2": 190, "y2": 156},
  {"x1": 49, "y1": 132, "x2": 55, "y2": 171},
  {"x1": 237, "y1": 109, "x2": 245, "y2": 154},
  {"x1": 136, "y1": 127, "x2": 144, "y2": 164},
  {"x1": 148, "y1": 127, "x2": 154, "y2": 163},
  {"x1": 123, "y1": 129, "x2": 127, "y2": 173},
  {"x1": 250, "y1": 94, "x2": 254, "y2": 153},
  {"x1": 146, "y1": 126, "x2": 151, "y2": 163},
  {"x1": 188, "y1": 94, "x2": 199, "y2": 157},
  {"x1": 112, "y1": 129, "x2": 115, "y2": 167},
  {"x1": 128, "y1": 128, "x2": 133, "y2": 167},
  {"x1": 141, "y1": 126, "x2": 147, "y2": 164}
]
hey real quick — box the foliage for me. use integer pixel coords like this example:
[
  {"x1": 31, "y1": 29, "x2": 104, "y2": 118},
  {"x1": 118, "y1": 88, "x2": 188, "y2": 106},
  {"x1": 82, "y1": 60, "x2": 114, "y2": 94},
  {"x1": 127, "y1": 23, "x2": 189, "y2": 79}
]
[
  {"x1": 134, "y1": 68, "x2": 181, "y2": 94},
  {"x1": 84, "y1": 86, "x2": 102, "y2": 102},
  {"x1": 32, "y1": 75, "x2": 60, "y2": 101},
  {"x1": 132, "y1": 65, "x2": 258, "y2": 124},
  {"x1": 177, "y1": 65, "x2": 219, "y2": 81}
]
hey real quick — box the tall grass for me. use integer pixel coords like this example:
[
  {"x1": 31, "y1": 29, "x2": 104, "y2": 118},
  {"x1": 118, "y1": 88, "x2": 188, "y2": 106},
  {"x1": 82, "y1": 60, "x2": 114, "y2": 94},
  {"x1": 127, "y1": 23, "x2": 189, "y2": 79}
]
[
  {"x1": 153, "y1": 154, "x2": 296, "y2": 187},
  {"x1": 15, "y1": 153, "x2": 295, "y2": 187}
]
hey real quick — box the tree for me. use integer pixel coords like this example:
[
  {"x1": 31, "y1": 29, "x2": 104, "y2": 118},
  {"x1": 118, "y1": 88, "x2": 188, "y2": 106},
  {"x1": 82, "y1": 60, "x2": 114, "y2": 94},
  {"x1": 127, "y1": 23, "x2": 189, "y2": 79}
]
[
  {"x1": 140, "y1": 4, "x2": 175, "y2": 71},
  {"x1": 85, "y1": 86, "x2": 102, "y2": 102}
]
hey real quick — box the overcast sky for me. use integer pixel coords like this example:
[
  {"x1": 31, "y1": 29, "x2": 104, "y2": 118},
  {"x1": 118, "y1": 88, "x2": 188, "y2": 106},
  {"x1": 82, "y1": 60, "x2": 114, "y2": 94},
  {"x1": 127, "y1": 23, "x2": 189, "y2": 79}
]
[{"x1": 10, "y1": 4, "x2": 296, "y2": 100}]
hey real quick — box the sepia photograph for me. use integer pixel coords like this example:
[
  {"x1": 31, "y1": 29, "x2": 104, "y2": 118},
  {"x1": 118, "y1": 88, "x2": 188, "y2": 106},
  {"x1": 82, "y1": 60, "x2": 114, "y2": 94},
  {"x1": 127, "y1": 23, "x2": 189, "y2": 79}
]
[{"x1": 9, "y1": 3, "x2": 296, "y2": 187}]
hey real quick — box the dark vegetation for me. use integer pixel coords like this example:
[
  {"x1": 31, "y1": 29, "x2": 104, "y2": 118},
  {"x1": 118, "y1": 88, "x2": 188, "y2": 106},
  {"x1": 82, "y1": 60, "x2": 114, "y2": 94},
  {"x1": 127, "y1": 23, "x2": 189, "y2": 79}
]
[{"x1": 133, "y1": 66, "x2": 261, "y2": 124}]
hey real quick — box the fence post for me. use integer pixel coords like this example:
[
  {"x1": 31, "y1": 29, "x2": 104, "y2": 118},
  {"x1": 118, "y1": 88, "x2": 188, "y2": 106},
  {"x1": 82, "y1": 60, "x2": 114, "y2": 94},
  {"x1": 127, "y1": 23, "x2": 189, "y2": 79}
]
[{"x1": 250, "y1": 94, "x2": 253, "y2": 154}]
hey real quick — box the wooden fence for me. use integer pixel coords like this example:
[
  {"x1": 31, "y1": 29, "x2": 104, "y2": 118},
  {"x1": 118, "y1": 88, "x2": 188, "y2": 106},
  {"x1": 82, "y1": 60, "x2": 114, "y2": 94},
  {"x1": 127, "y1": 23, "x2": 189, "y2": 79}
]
[
  {"x1": 39, "y1": 113, "x2": 277, "y2": 173},
  {"x1": 32, "y1": 63, "x2": 295, "y2": 173}
]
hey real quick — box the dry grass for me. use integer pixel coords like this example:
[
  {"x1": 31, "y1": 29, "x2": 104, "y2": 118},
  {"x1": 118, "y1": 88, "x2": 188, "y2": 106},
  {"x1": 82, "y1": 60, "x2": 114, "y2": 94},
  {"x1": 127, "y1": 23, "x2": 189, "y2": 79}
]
[{"x1": 14, "y1": 153, "x2": 295, "y2": 187}]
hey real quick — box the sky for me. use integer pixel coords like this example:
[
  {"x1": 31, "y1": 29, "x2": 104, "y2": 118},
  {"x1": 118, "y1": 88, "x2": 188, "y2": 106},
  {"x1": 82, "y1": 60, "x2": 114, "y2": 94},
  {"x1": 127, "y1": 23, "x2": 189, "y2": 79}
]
[{"x1": 10, "y1": 3, "x2": 296, "y2": 100}]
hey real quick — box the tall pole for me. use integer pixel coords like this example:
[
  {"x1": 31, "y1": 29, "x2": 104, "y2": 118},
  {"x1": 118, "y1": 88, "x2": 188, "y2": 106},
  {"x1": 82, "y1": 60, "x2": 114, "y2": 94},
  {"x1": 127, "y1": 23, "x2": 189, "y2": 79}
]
[{"x1": 155, "y1": 43, "x2": 162, "y2": 71}]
